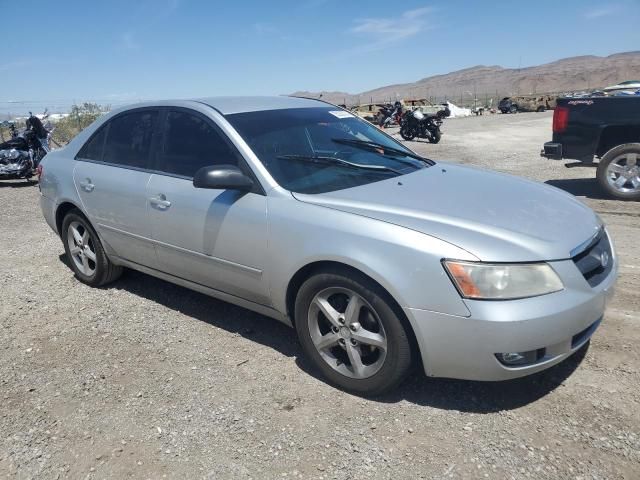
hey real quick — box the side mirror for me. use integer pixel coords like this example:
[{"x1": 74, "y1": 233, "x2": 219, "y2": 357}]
[{"x1": 193, "y1": 165, "x2": 254, "y2": 191}]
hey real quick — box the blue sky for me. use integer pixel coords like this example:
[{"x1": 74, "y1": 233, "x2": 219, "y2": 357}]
[{"x1": 1, "y1": 0, "x2": 639, "y2": 113}]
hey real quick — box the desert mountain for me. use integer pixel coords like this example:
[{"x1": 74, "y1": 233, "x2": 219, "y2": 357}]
[{"x1": 291, "y1": 51, "x2": 640, "y2": 105}]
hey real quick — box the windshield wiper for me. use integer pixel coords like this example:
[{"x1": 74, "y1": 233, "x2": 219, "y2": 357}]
[
  {"x1": 331, "y1": 138, "x2": 434, "y2": 165},
  {"x1": 276, "y1": 154, "x2": 404, "y2": 174}
]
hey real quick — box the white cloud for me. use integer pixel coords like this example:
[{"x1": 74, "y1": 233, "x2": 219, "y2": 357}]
[
  {"x1": 350, "y1": 6, "x2": 434, "y2": 46},
  {"x1": 584, "y1": 5, "x2": 619, "y2": 18},
  {"x1": 120, "y1": 32, "x2": 139, "y2": 50},
  {"x1": 254, "y1": 23, "x2": 279, "y2": 35},
  {"x1": 0, "y1": 60, "x2": 37, "y2": 72},
  {"x1": 252, "y1": 22, "x2": 290, "y2": 41}
]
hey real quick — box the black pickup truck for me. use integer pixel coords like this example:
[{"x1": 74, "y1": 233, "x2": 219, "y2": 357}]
[{"x1": 541, "y1": 96, "x2": 640, "y2": 200}]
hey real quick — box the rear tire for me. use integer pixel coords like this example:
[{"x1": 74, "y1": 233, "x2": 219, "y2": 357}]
[
  {"x1": 596, "y1": 143, "x2": 640, "y2": 200},
  {"x1": 294, "y1": 269, "x2": 414, "y2": 395},
  {"x1": 61, "y1": 210, "x2": 123, "y2": 286},
  {"x1": 509, "y1": 105, "x2": 517, "y2": 114}
]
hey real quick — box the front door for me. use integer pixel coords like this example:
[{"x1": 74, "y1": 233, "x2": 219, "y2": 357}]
[
  {"x1": 73, "y1": 109, "x2": 159, "y2": 267},
  {"x1": 146, "y1": 109, "x2": 270, "y2": 305}
]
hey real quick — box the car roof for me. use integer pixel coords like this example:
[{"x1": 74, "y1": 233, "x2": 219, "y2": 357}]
[
  {"x1": 196, "y1": 96, "x2": 326, "y2": 115},
  {"x1": 104, "y1": 96, "x2": 329, "y2": 118}
]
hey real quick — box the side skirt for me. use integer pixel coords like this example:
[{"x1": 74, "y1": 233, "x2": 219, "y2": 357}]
[{"x1": 112, "y1": 256, "x2": 292, "y2": 327}]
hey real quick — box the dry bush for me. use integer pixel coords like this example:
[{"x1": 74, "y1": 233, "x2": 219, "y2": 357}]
[{"x1": 51, "y1": 103, "x2": 109, "y2": 147}]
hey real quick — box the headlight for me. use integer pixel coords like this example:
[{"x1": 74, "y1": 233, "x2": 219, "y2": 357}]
[{"x1": 443, "y1": 261, "x2": 563, "y2": 300}]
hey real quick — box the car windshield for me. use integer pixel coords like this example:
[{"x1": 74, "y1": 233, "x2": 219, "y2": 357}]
[{"x1": 225, "y1": 107, "x2": 432, "y2": 194}]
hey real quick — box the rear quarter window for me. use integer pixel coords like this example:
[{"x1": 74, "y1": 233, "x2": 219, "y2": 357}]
[{"x1": 76, "y1": 126, "x2": 107, "y2": 161}]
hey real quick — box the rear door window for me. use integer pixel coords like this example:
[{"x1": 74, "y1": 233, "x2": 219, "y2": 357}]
[
  {"x1": 156, "y1": 110, "x2": 241, "y2": 178},
  {"x1": 77, "y1": 126, "x2": 107, "y2": 161},
  {"x1": 102, "y1": 110, "x2": 158, "y2": 169}
]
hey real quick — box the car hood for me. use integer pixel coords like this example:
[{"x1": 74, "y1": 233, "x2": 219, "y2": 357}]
[{"x1": 292, "y1": 163, "x2": 601, "y2": 262}]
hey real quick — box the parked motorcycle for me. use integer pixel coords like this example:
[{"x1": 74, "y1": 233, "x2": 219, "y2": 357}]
[
  {"x1": 399, "y1": 107, "x2": 449, "y2": 143},
  {"x1": 376, "y1": 101, "x2": 403, "y2": 128},
  {"x1": 0, "y1": 113, "x2": 51, "y2": 182}
]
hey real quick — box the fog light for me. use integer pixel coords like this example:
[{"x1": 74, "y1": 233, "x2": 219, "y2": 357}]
[
  {"x1": 499, "y1": 352, "x2": 526, "y2": 365},
  {"x1": 495, "y1": 349, "x2": 545, "y2": 367}
]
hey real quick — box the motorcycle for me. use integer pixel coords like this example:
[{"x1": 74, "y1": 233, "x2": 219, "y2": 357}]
[
  {"x1": 376, "y1": 101, "x2": 403, "y2": 128},
  {"x1": 0, "y1": 112, "x2": 51, "y2": 182},
  {"x1": 399, "y1": 107, "x2": 449, "y2": 143},
  {"x1": 0, "y1": 121, "x2": 19, "y2": 140}
]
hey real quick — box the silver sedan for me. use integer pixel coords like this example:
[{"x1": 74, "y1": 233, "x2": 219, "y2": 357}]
[{"x1": 38, "y1": 96, "x2": 617, "y2": 394}]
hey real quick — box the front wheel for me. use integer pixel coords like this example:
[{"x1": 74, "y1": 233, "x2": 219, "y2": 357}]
[
  {"x1": 596, "y1": 143, "x2": 640, "y2": 200},
  {"x1": 399, "y1": 125, "x2": 416, "y2": 141},
  {"x1": 428, "y1": 129, "x2": 441, "y2": 144},
  {"x1": 294, "y1": 270, "x2": 414, "y2": 395},
  {"x1": 62, "y1": 210, "x2": 123, "y2": 286}
]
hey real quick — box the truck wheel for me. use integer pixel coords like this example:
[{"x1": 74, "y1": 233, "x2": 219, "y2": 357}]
[
  {"x1": 597, "y1": 143, "x2": 640, "y2": 200},
  {"x1": 509, "y1": 105, "x2": 517, "y2": 114}
]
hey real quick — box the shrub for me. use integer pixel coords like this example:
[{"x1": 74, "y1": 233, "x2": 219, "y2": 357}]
[{"x1": 51, "y1": 103, "x2": 110, "y2": 146}]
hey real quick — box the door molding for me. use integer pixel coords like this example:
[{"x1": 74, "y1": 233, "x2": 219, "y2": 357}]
[{"x1": 98, "y1": 223, "x2": 263, "y2": 276}]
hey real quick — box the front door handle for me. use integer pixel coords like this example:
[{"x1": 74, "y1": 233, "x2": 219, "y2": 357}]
[
  {"x1": 79, "y1": 178, "x2": 94, "y2": 192},
  {"x1": 149, "y1": 194, "x2": 171, "y2": 210}
]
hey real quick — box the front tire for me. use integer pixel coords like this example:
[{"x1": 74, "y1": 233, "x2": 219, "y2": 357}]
[
  {"x1": 400, "y1": 125, "x2": 416, "y2": 141},
  {"x1": 596, "y1": 143, "x2": 640, "y2": 200},
  {"x1": 428, "y1": 129, "x2": 441, "y2": 144},
  {"x1": 294, "y1": 269, "x2": 413, "y2": 395},
  {"x1": 62, "y1": 210, "x2": 123, "y2": 286}
]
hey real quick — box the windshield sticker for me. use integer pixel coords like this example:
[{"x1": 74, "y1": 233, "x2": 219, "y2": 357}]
[{"x1": 329, "y1": 110, "x2": 355, "y2": 119}]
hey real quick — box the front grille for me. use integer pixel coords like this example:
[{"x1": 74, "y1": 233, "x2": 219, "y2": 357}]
[{"x1": 572, "y1": 231, "x2": 613, "y2": 287}]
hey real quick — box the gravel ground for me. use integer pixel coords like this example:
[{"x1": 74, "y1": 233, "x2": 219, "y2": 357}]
[{"x1": 1, "y1": 111, "x2": 639, "y2": 479}]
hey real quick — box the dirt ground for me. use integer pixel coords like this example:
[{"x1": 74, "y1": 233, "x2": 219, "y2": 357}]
[{"x1": 1, "y1": 111, "x2": 639, "y2": 479}]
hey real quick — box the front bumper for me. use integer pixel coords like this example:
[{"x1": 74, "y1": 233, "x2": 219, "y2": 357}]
[
  {"x1": 404, "y1": 258, "x2": 617, "y2": 381},
  {"x1": 541, "y1": 142, "x2": 563, "y2": 160}
]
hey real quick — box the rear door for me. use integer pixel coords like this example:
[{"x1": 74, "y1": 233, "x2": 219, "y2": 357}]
[
  {"x1": 73, "y1": 109, "x2": 159, "y2": 266},
  {"x1": 146, "y1": 108, "x2": 270, "y2": 305}
]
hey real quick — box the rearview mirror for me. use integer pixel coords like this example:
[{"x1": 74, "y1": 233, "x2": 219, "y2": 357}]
[{"x1": 193, "y1": 165, "x2": 254, "y2": 191}]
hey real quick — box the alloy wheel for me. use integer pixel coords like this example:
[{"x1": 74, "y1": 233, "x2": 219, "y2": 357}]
[
  {"x1": 307, "y1": 287, "x2": 387, "y2": 379},
  {"x1": 67, "y1": 221, "x2": 97, "y2": 276},
  {"x1": 606, "y1": 153, "x2": 640, "y2": 194}
]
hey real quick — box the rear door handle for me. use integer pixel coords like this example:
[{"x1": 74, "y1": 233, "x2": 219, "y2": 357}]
[
  {"x1": 149, "y1": 194, "x2": 171, "y2": 210},
  {"x1": 79, "y1": 178, "x2": 94, "y2": 192}
]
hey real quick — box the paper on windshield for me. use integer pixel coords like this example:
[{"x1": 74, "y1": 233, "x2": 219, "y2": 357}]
[{"x1": 328, "y1": 110, "x2": 355, "y2": 119}]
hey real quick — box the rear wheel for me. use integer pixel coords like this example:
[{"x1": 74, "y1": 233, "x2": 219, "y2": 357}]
[
  {"x1": 597, "y1": 143, "x2": 640, "y2": 200},
  {"x1": 62, "y1": 210, "x2": 123, "y2": 286},
  {"x1": 509, "y1": 104, "x2": 517, "y2": 114},
  {"x1": 294, "y1": 269, "x2": 414, "y2": 395}
]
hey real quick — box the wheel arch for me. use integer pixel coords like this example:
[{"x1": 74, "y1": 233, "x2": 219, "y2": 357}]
[
  {"x1": 596, "y1": 125, "x2": 640, "y2": 157},
  {"x1": 284, "y1": 260, "x2": 422, "y2": 360},
  {"x1": 55, "y1": 200, "x2": 84, "y2": 236}
]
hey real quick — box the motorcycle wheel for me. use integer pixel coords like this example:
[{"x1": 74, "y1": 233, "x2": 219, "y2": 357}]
[
  {"x1": 428, "y1": 130, "x2": 441, "y2": 144},
  {"x1": 400, "y1": 125, "x2": 416, "y2": 141}
]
